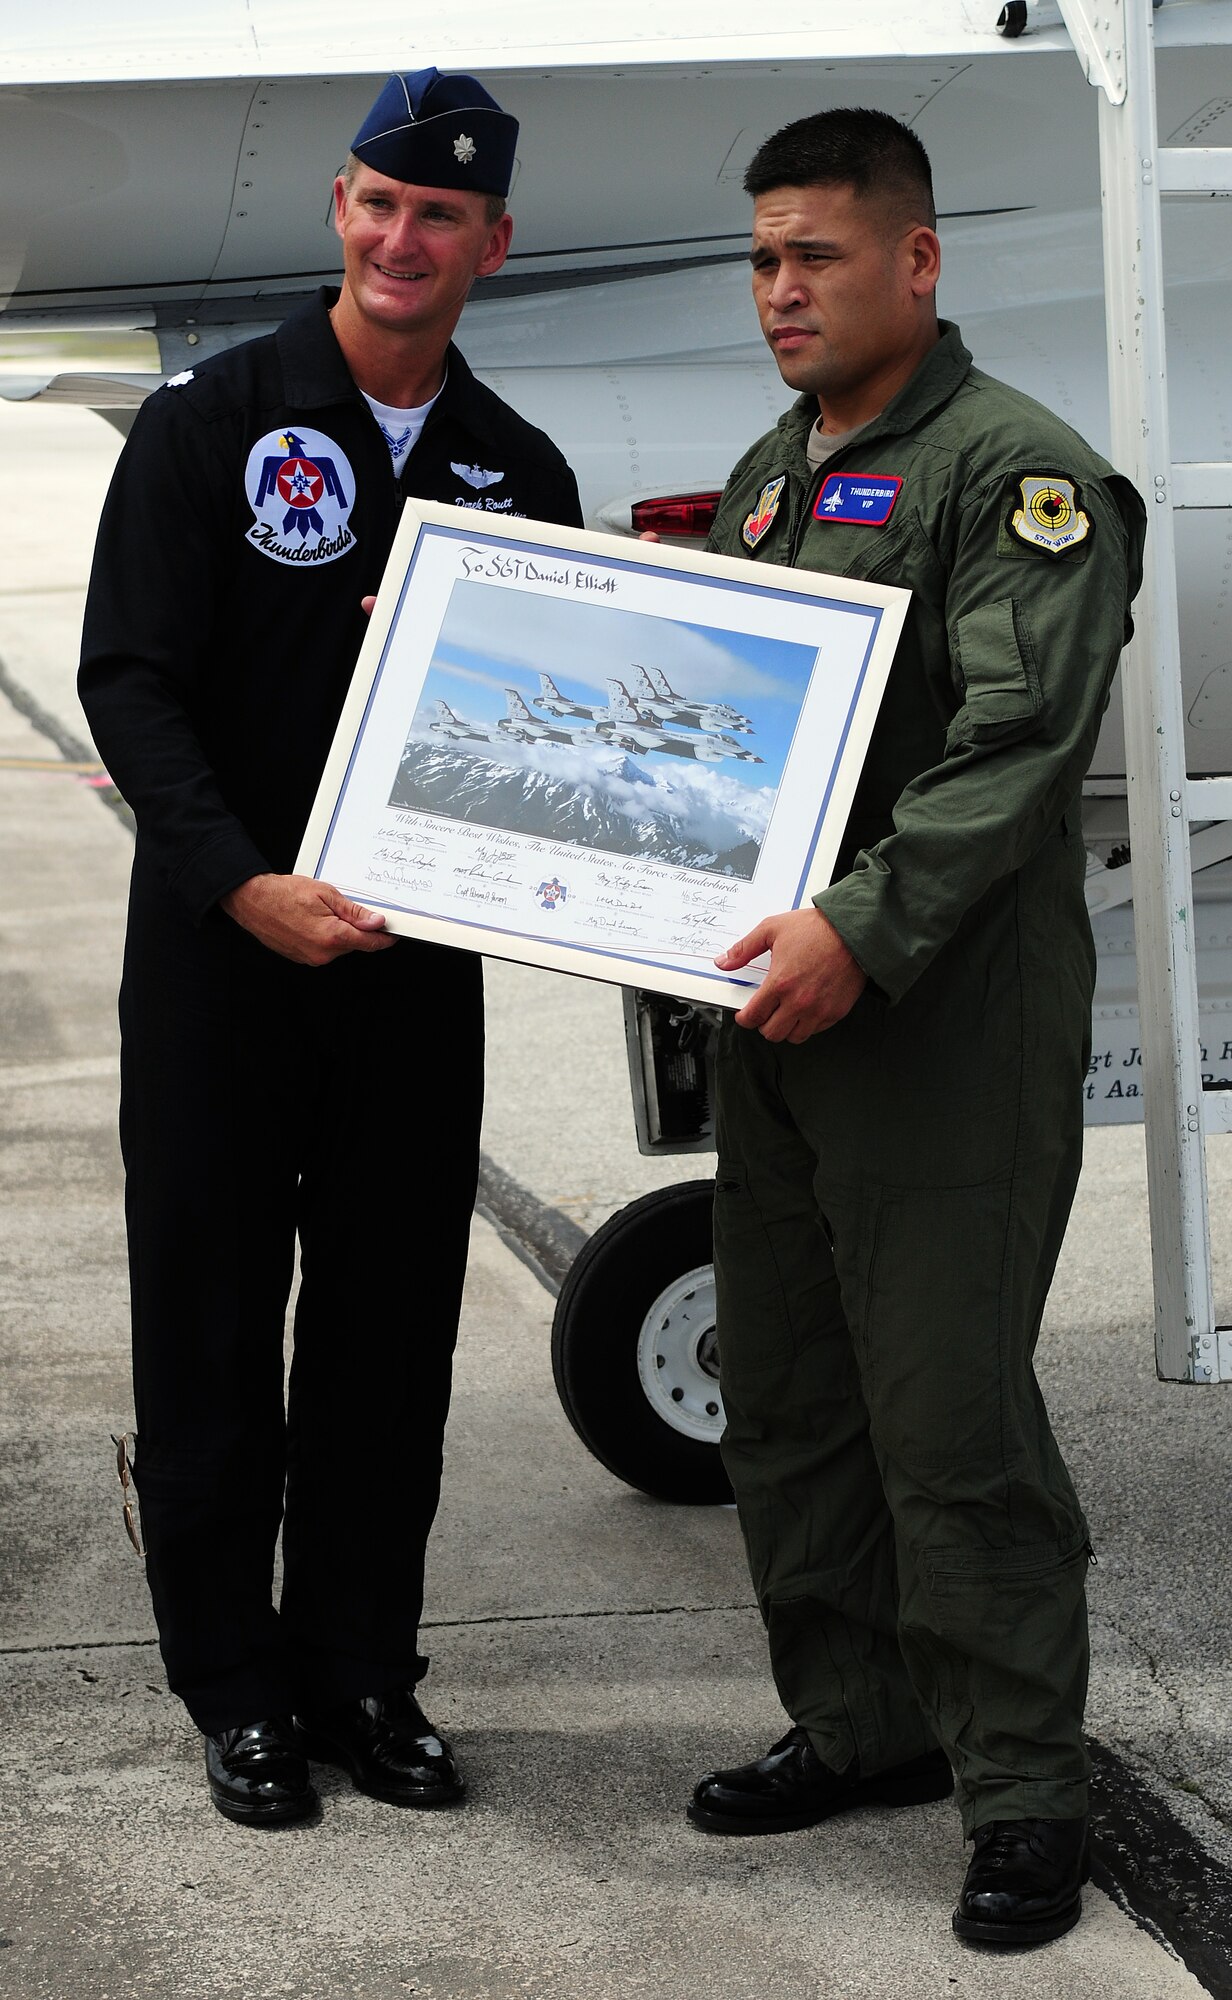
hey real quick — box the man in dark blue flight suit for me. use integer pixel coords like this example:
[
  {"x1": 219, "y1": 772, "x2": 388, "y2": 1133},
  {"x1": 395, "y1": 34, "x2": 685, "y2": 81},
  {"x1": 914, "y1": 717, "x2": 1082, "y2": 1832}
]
[{"x1": 79, "y1": 69, "x2": 582, "y2": 1826}]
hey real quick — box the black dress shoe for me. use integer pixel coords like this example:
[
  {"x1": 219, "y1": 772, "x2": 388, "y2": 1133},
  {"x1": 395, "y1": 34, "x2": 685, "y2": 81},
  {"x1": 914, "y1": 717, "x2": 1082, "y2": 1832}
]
[
  {"x1": 204, "y1": 1717, "x2": 319, "y2": 1826},
  {"x1": 688, "y1": 1725, "x2": 953, "y2": 1834},
  {"x1": 952, "y1": 1816, "x2": 1089, "y2": 1947},
  {"x1": 293, "y1": 1688, "x2": 465, "y2": 1808}
]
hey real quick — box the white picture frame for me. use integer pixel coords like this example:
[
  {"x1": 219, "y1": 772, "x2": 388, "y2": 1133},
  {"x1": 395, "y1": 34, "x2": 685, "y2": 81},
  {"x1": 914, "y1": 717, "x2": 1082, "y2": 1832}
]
[{"x1": 296, "y1": 501, "x2": 910, "y2": 1008}]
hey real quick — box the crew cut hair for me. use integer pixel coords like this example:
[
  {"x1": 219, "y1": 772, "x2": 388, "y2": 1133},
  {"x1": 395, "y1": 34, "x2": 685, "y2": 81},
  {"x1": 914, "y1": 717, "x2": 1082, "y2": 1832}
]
[{"x1": 743, "y1": 108, "x2": 937, "y2": 230}]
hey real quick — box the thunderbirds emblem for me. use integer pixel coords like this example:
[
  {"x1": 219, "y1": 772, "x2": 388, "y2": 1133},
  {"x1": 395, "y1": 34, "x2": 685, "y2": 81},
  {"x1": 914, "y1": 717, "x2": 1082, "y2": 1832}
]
[
  {"x1": 742, "y1": 475, "x2": 785, "y2": 549},
  {"x1": 244, "y1": 427, "x2": 356, "y2": 567},
  {"x1": 1009, "y1": 475, "x2": 1091, "y2": 556},
  {"x1": 536, "y1": 876, "x2": 568, "y2": 913},
  {"x1": 453, "y1": 133, "x2": 477, "y2": 164},
  {"x1": 451, "y1": 463, "x2": 504, "y2": 490}
]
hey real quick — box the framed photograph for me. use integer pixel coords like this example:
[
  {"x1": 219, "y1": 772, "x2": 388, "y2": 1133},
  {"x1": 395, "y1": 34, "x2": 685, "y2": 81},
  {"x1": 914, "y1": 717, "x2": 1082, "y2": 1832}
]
[{"x1": 296, "y1": 502, "x2": 909, "y2": 1008}]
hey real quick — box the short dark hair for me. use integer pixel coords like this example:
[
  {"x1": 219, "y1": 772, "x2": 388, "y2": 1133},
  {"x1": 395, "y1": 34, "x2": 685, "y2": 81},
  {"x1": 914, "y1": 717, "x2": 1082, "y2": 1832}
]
[{"x1": 743, "y1": 108, "x2": 937, "y2": 230}]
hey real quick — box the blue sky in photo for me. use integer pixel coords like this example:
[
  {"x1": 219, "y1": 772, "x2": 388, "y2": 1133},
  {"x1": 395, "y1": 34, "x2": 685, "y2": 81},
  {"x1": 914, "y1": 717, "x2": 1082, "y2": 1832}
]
[{"x1": 409, "y1": 577, "x2": 822, "y2": 791}]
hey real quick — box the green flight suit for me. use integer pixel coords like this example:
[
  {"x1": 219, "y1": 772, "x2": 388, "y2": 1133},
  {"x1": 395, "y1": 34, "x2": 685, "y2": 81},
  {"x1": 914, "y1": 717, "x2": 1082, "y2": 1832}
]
[{"x1": 707, "y1": 323, "x2": 1146, "y2": 1833}]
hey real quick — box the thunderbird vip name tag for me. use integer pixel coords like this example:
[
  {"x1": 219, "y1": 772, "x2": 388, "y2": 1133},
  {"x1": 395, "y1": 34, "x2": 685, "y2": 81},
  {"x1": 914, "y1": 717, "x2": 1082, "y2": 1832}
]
[
  {"x1": 742, "y1": 475, "x2": 786, "y2": 549},
  {"x1": 814, "y1": 473, "x2": 903, "y2": 526},
  {"x1": 1009, "y1": 475, "x2": 1091, "y2": 555}
]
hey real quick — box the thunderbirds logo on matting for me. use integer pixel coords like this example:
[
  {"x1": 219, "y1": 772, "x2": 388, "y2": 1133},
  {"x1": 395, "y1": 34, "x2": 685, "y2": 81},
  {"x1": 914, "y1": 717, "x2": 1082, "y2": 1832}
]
[
  {"x1": 535, "y1": 876, "x2": 568, "y2": 912},
  {"x1": 244, "y1": 428, "x2": 357, "y2": 566}
]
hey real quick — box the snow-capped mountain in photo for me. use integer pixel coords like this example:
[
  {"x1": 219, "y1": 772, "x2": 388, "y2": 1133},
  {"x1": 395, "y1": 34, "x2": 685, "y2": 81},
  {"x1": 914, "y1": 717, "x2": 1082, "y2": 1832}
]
[{"x1": 389, "y1": 735, "x2": 774, "y2": 878}]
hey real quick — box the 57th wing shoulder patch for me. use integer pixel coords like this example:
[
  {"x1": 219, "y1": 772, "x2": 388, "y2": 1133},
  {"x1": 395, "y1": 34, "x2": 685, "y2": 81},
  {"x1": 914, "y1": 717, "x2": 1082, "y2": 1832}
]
[{"x1": 1007, "y1": 474, "x2": 1091, "y2": 557}]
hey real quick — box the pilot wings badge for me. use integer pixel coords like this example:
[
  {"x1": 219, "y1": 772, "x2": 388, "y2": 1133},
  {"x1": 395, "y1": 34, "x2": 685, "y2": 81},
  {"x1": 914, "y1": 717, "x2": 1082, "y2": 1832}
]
[
  {"x1": 742, "y1": 475, "x2": 786, "y2": 549},
  {"x1": 452, "y1": 463, "x2": 504, "y2": 489}
]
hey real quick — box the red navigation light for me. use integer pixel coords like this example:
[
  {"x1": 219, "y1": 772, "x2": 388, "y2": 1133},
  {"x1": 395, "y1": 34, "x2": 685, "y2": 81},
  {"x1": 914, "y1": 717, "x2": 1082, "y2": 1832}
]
[{"x1": 629, "y1": 492, "x2": 722, "y2": 539}]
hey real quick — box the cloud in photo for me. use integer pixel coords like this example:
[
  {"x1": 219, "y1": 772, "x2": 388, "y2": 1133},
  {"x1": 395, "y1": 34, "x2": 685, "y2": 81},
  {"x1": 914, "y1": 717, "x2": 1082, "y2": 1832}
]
[
  {"x1": 430, "y1": 577, "x2": 809, "y2": 706},
  {"x1": 403, "y1": 724, "x2": 775, "y2": 856}
]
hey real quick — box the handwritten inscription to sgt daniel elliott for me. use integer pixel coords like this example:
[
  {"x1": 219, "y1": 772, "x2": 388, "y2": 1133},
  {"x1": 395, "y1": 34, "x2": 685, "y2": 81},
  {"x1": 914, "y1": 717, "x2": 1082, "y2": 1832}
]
[{"x1": 458, "y1": 547, "x2": 617, "y2": 594}]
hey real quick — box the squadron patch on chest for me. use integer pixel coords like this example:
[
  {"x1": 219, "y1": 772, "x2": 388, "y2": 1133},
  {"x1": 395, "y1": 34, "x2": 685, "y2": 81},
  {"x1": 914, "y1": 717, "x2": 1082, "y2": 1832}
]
[
  {"x1": 742, "y1": 475, "x2": 786, "y2": 549},
  {"x1": 813, "y1": 473, "x2": 902, "y2": 525},
  {"x1": 1007, "y1": 474, "x2": 1091, "y2": 556},
  {"x1": 243, "y1": 427, "x2": 357, "y2": 567}
]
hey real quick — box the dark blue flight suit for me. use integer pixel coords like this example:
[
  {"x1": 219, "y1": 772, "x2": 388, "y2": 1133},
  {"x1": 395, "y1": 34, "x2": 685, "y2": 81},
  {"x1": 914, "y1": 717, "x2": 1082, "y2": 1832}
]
[{"x1": 80, "y1": 289, "x2": 582, "y2": 1731}]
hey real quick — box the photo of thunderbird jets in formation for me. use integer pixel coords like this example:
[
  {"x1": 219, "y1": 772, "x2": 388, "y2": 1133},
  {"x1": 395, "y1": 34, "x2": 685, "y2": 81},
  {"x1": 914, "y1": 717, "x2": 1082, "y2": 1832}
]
[
  {"x1": 429, "y1": 688, "x2": 608, "y2": 753},
  {"x1": 429, "y1": 702, "x2": 493, "y2": 744},
  {"x1": 535, "y1": 666, "x2": 754, "y2": 736},
  {"x1": 428, "y1": 675, "x2": 764, "y2": 766},
  {"x1": 593, "y1": 680, "x2": 762, "y2": 762}
]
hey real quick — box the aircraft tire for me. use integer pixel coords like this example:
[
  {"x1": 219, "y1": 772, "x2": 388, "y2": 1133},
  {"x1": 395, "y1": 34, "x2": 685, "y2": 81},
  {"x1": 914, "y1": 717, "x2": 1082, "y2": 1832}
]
[{"x1": 550, "y1": 1179, "x2": 732, "y2": 1505}]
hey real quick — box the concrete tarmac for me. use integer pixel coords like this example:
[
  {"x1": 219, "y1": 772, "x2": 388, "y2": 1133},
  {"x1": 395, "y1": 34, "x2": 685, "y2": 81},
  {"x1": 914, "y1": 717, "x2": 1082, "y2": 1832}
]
[{"x1": 1, "y1": 381, "x2": 1229, "y2": 1999}]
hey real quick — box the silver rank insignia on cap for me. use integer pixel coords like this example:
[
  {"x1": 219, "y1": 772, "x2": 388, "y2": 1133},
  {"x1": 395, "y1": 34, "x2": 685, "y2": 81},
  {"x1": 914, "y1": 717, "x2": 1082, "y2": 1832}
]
[
  {"x1": 453, "y1": 133, "x2": 477, "y2": 164},
  {"x1": 1009, "y1": 475, "x2": 1091, "y2": 555}
]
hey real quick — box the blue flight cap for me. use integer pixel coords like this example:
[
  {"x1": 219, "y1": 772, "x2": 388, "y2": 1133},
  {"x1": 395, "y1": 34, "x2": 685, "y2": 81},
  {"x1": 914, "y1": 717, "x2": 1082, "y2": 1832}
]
[{"x1": 351, "y1": 68, "x2": 518, "y2": 197}]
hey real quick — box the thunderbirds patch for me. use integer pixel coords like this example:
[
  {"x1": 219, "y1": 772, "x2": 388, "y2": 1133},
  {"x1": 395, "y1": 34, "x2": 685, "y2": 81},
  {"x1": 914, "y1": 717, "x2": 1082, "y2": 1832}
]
[
  {"x1": 244, "y1": 427, "x2": 356, "y2": 567},
  {"x1": 742, "y1": 475, "x2": 785, "y2": 549},
  {"x1": 814, "y1": 472, "x2": 902, "y2": 526},
  {"x1": 1008, "y1": 475, "x2": 1091, "y2": 556}
]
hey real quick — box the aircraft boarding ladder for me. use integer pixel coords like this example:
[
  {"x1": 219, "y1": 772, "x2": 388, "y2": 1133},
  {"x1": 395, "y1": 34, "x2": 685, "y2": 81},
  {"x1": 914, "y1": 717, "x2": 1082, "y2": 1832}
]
[{"x1": 1066, "y1": 0, "x2": 1232, "y2": 1380}]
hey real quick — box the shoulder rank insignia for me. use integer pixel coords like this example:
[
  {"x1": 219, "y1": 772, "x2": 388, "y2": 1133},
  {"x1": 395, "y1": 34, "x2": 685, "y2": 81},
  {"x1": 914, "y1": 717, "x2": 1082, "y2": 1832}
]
[
  {"x1": 1009, "y1": 475, "x2": 1091, "y2": 556},
  {"x1": 742, "y1": 475, "x2": 786, "y2": 549}
]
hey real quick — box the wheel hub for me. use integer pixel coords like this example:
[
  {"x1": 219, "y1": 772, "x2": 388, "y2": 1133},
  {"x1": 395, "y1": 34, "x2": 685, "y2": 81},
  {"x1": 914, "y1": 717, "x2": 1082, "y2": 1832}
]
[{"x1": 636, "y1": 1264, "x2": 726, "y2": 1444}]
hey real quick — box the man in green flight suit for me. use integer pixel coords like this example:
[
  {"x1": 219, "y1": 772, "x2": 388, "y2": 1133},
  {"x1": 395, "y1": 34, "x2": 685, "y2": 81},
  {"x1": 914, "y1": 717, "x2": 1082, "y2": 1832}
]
[{"x1": 685, "y1": 107, "x2": 1146, "y2": 1948}]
